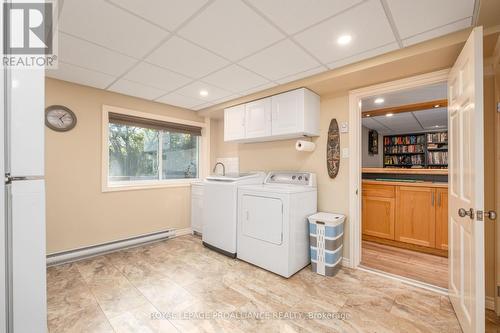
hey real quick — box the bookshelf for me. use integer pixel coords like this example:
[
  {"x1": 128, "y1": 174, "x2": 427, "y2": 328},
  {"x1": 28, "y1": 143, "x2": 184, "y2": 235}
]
[{"x1": 383, "y1": 131, "x2": 448, "y2": 168}]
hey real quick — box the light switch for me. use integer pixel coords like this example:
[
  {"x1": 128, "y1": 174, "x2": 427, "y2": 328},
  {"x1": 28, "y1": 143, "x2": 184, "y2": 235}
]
[
  {"x1": 342, "y1": 148, "x2": 349, "y2": 158},
  {"x1": 339, "y1": 121, "x2": 349, "y2": 133}
]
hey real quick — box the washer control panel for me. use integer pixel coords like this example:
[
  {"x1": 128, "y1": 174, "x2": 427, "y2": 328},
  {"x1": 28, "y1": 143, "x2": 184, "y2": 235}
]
[{"x1": 265, "y1": 172, "x2": 316, "y2": 187}]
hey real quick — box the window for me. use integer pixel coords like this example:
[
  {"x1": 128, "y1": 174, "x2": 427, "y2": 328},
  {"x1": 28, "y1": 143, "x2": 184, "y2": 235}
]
[{"x1": 104, "y1": 108, "x2": 203, "y2": 189}]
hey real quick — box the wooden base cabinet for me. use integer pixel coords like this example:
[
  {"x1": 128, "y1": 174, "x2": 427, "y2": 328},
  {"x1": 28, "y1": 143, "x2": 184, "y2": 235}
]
[
  {"x1": 362, "y1": 182, "x2": 448, "y2": 253},
  {"x1": 395, "y1": 186, "x2": 436, "y2": 248},
  {"x1": 362, "y1": 185, "x2": 395, "y2": 240}
]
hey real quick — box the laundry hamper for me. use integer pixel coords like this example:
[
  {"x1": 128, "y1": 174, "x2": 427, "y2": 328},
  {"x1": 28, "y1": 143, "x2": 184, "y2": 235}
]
[{"x1": 308, "y1": 212, "x2": 345, "y2": 276}]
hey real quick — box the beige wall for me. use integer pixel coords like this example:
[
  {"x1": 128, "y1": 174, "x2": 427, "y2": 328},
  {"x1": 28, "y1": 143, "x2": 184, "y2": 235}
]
[
  {"x1": 45, "y1": 78, "x2": 204, "y2": 254},
  {"x1": 212, "y1": 81, "x2": 497, "y2": 298},
  {"x1": 213, "y1": 93, "x2": 352, "y2": 258}
]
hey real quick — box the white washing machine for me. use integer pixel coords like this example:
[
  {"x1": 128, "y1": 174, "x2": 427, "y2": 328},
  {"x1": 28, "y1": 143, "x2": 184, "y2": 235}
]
[
  {"x1": 237, "y1": 172, "x2": 317, "y2": 278},
  {"x1": 202, "y1": 172, "x2": 265, "y2": 258}
]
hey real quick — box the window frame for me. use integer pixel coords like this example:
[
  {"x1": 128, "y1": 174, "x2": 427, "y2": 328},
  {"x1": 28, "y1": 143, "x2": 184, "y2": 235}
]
[{"x1": 102, "y1": 105, "x2": 209, "y2": 192}]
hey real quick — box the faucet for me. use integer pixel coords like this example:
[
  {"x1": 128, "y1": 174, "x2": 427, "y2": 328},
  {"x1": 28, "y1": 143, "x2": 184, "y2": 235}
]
[{"x1": 213, "y1": 162, "x2": 225, "y2": 176}]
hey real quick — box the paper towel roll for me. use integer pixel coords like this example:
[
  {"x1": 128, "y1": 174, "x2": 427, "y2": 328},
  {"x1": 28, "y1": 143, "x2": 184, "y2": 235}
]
[{"x1": 296, "y1": 140, "x2": 316, "y2": 152}]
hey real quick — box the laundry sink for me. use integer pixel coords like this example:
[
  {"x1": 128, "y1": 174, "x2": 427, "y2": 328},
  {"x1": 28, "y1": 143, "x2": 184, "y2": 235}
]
[{"x1": 205, "y1": 173, "x2": 253, "y2": 182}]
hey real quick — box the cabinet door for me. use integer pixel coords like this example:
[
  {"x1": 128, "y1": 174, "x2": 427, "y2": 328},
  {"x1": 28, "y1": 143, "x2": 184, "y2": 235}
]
[
  {"x1": 395, "y1": 186, "x2": 436, "y2": 247},
  {"x1": 191, "y1": 195, "x2": 203, "y2": 233},
  {"x1": 245, "y1": 98, "x2": 271, "y2": 138},
  {"x1": 224, "y1": 105, "x2": 245, "y2": 141},
  {"x1": 271, "y1": 90, "x2": 300, "y2": 135},
  {"x1": 435, "y1": 188, "x2": 448, "y2": 250},
  {"x1": 362, "y1": 195, "x2": 395, "y2": 240}
]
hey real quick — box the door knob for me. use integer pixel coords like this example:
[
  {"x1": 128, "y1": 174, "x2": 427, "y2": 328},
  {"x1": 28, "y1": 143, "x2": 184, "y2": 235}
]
[
  {"x1": 484, "y1": 210, "x2": 497, "y2": 220},
  {"x1": 458, "y1": 208, "x2": 474, "y2": 219}
]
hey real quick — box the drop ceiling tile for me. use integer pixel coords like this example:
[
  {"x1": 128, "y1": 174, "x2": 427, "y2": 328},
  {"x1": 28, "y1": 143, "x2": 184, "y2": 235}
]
[
  {"x1": 413, "y1": 108, "x2": 448, "y2": 129},
  {"x1": 146, "y1": 36, "x2": 229, "y2": 78},
  {"x1": 178, "y1": 0, "x2": 284, "y2": 61},
  {"x1": 202, "y1": 65, "x2": 269, "y2": 93},
  {"x1": 124, "y1": 62, "x2": 191, "y2": 92},
  {"x1": 239, "y1": 82, "x2": 277, "y2": 96},
  {"x1": 276, "y1": 66, "x2": 325, "y2": 84},
  {"x1": 247, "y1": 0, "x2": 363, "y2": 34},
  {"x1": 402, "y1": 18, "x2": 472, "y2": 47},
  {"x1": 376, "y1": 113, "x2": 423, "y2": 133},
  {"x1": 362, "y1": 118, "x2": 389, "y2": 132},
  {"x1": 59, "y1": 0, "x2": 168, "y2": 58},
  {"x1": 46, "y1": 62, "x2": 116, "y2": 89},
  {"x1": 108, "y1": 0, "x2": 209, "y2": 31},
  {"x1": 386, "y1": 0, "x2": 474, "y2": 39},
  {"x1": 58, "y1": 33, "x2": 136, "y2": 76},
  {"x1": 294, "y1": 0, "x2": 396, "y2": 64},
  {"x1": 239, "y1": 39, "x2": 321, "y2": 81},
  {"x1": 327, "y1": 42, "x2": 399, "y2": 70},
  {"x1": 108, "y1": 79, "x2": 167, "y2": 100},
  {"x1": 175, "y1": 81, "x2": 232, "y2": 102},
  {"x1": 155, "y1": 92, "x2": 205, "y2": 109}
]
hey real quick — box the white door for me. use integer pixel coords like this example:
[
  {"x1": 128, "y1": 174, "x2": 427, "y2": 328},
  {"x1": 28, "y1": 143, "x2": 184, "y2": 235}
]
[
  {"x1": 245, "y1": 98, "x2": 271, "y2": 138},
  {"x1": 272, "y1": 90, "x2": 300, "y2": 135},
  {"x1": 224, "y1": 105, "x2": 245, "y2": 141},
  {"x1": 10, "y1": 180, "x2": 46, "y2": 333},
  {"x1": 9, "y1": 67, "x2": 45, "y2": 177},
  {"x1": 448, "y1": 27, "x2": 485, "y2": 333},
  {"x1": 241, "y1": 195, "x2": 283, "y2": 245}
]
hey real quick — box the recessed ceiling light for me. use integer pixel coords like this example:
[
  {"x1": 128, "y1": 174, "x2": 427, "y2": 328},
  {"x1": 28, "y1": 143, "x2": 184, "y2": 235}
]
[
  {"x1": 386, "y1": 113, "x2": 394, "y2": 117},
  {"x1": 365, "y1": 114, "x2": 371, "y2": 117},
  {"x1": 434, "y1": 104, "x2": 440, "y2": 108},
  {"x1": 374, "y1": 98, "x2": 384, "y2": 104},
  {"x1": 435, "y1": 125, "x2": 440, "y2": 128},
  {"x1": 337, "y1": 34, "x2": 352, "y2": 46},
  {"x1": 199, "y1": 90, "x2": 208, "y2": 97}
]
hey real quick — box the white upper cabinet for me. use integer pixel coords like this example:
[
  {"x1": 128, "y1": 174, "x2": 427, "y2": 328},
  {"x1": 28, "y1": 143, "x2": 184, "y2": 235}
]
[
  {"x1": 224, "y1": 88, "x2": 319, "y2": 143},
  {"x1": 245, "y1": 97, "x2": 271, "y2": 139},
  {"x1": 224, "y1": 104, "x2": 245, "y2": 141}
]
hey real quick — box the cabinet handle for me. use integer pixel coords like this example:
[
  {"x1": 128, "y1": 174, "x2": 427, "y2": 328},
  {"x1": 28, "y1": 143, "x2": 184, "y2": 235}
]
[{"x1": 431, "y1": 192, "x2": 434, "y2": 206}]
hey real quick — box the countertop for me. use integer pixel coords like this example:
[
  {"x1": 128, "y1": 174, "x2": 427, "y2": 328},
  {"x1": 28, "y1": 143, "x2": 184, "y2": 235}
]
[
  {"x1": 362, "y1": 179, "x2": 448, "y2": 188},
  {"x1": 362, "y1": 167, "x2": 448, "y2": 175}
]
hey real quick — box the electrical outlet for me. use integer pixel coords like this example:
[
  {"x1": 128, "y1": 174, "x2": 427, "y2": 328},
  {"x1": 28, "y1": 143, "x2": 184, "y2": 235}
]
[{"x1": 342, "y1": 148, "x2": 349, "y2": 158}]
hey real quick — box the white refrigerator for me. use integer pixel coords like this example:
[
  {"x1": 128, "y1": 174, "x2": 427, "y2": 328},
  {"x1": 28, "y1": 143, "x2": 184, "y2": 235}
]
[{"x1": 1, "y1": 58, "x2": 47, "y2": 331}]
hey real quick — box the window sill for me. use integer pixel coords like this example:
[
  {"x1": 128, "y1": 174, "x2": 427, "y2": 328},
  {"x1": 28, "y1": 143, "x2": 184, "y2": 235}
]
[{"x1": 102, "y1": 179, "x2": 200, "y2": 193}]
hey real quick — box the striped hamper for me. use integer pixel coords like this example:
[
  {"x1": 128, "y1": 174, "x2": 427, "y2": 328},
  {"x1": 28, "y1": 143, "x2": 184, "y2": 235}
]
[{"x1": 308, "y1": 212, "x2": 345, "y2": 276}]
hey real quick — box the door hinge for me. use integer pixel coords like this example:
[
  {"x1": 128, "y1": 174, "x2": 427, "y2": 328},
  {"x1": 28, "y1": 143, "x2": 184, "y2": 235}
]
[
  {"x1": 477, "y1": 210, "x2": 483, "y2": 221},
  {"x1": 497, "y1": 285, "x2": 500, "y2": 297}
]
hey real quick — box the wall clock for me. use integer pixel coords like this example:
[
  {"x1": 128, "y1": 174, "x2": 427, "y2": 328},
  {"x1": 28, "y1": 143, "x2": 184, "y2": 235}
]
[{"x1": 45, "y1": 105, "x2": 77, "y2": 132}]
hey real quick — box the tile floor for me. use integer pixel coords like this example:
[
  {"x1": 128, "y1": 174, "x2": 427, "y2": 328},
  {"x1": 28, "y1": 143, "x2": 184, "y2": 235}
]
[{"x1": 47, "y1": 235, "x2": 496, "y2": 332}]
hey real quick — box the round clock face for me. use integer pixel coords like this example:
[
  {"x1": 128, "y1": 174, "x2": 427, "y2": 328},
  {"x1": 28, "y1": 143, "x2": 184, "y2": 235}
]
[{"x1": 45, "y1": 105, "x2": 77, "y2": 132}]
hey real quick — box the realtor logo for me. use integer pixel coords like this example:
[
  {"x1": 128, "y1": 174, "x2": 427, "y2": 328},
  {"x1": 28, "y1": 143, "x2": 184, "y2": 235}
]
[{"x1": 2, "y1": 1, "x2": 57, "y2": 68}]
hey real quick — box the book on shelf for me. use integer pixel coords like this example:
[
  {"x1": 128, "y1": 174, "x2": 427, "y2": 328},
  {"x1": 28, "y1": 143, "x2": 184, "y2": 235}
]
[
  {"x1": 427, "y1": 132, "x2": 448, "y2": 143},
  {"x1": 384, "y1": 154, "x2": 424, "y2": 166},
  {"x1": 384, "y1": 135, "x2": 425, "y2": 145},
  {"x1": 427, "y1": 151, "x2": 448, "y2": 165},
  {"x1": 384, "y1": 144, "x2": 424, "y2": 154}
]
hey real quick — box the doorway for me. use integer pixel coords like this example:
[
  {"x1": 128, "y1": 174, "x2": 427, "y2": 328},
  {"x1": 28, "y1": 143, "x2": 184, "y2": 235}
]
[{"x1": 358, "y1": 81, "x2": 449, "y2": 288}]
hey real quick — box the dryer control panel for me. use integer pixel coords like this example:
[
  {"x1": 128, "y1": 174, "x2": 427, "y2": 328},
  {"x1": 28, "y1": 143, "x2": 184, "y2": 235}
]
[{"x1": 264, "y1": 172, "x2": 317, "y2": 187}]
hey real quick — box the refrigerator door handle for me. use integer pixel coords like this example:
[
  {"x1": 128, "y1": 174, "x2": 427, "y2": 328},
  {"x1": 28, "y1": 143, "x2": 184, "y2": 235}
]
[{"x1": 5, "y1": 175, "x2": 44, "y2": 184}]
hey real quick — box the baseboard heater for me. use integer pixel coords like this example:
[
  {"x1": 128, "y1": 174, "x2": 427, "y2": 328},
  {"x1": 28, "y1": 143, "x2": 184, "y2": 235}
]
[{"x1": 46, "y1": 228, "x2": 192, "y2": 266}]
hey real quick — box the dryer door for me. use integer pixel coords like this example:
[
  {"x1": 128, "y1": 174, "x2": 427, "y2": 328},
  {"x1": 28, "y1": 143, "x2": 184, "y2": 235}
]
[{"x1": 241, "y1": 195, "x2": 283, "y2": 245}]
